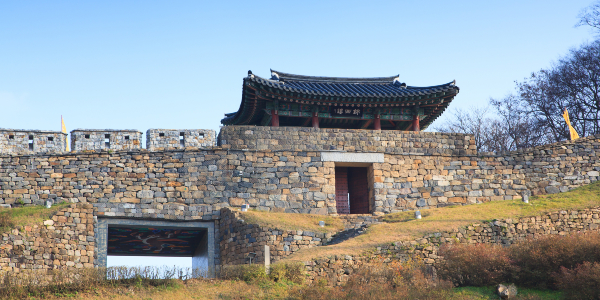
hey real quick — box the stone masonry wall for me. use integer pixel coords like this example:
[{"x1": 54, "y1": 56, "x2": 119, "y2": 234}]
[
  {"x1": 0, "y1": 203, "x2": 95, "y2": 273},
  {"x1": 71, "y1": 130, "x2": 142, "y2": 152},
  {"x1": 304, "y1": 206, "x2": 600, "y2": 285},
  {"x1": 219, "y1": 126, "x2": 476, "y2": 156},
  {"x1": 219, "y1": 208, "x2": 334, "y2": 265},
  {"x1": 359, "y1": 134, "x2": 600, "y2": 214},
  {"x1": 0, "y1": 130, "x2": 67, "y2": 155},
  {"x1": 1, "y1": 131, "x2": 600, "y2": 215},
  {"x1": 0, "y1": 149, "x2": 336, "y2": 214},
  {"x1": 146, "y1": 129, "x2": 216, "y2": 151}
]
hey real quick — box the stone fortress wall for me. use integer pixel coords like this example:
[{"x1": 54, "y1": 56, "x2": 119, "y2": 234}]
[
  {"x1": 0, "y1": 126, "x2": 599, "y2": 214},
  {"x1": 0, "y1": 125, "x2": 599, "y2": 274}
]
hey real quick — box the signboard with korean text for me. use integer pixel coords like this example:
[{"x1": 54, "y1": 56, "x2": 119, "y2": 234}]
[{"x1": 330, "y1": 107, "x2": 363, "y2": 117}]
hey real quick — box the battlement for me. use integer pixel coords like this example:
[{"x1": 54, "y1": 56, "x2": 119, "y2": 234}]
[
  {"x1": 146, "y1": 129, "x2": 216, "y2": 151},
  {"x1": 0, "y1": 127, "x2": 220, "y2": 155},
  {"x1": 71, "y1": 129, "x2": 143, "y2": 151},
  {"x1": 0, "y1": 129, "x2": 67, "y2": 155}
]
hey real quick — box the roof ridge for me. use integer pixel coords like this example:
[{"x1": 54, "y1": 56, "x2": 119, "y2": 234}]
[
  {"x1": 270, "y1": 69, "x2": 399, "y2": 83},
  {"x1": 406, "y1": 80, "x2": 457, "y2": 89}
]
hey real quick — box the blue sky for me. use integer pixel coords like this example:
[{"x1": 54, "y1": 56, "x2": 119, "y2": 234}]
[
  {"x1": 1, "y1": 1, "x2": 596, "y2": 134},
  {"x1": 1, "y1": 1, "x2": 597, "y2": 268}
]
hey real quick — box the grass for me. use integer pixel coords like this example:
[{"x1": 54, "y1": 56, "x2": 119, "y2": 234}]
[
  {"x1": 13, "y1": 276, "x2": 559, "y2": 300},
  {"x1": 238, "y1": 209, "x2": 346, "y2": 234},
  {"x1": 16, "y1": 278, "x2": 296, "y2": 300},
  {"x1": 453, "y1": 286, "x2": 562, "y2": 299},
  {"x1": 280, "y1": 181, "x2": 600, "y2": 262},
  {"x1": 0, "y1": 265, "x2": 300, "y2": 300},
  {"x1": 0, "y1": 202, "x2": 70, "y2": 234},
  {"x1": 0, "y1": 264, "x2": 567, "y2": 300}
]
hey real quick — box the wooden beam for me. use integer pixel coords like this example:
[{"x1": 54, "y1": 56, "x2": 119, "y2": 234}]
[
  {"x1": 301, "y1": 117, "x2": 311, "y2": 127},
  {"x1": 360, "y1": 120, "x2": 372, "y2": 129},
  {"x1": 260, "y1": 113, "x2": 272, "y2": 126}
]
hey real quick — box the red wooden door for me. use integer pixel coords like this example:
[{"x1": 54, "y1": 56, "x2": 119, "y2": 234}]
[
  {"x1": 349, "y1": 167, "x2": 369, "y2": 214},
  {"x1": 335, "y1": 167, "x2": 350, "y2": 214}
]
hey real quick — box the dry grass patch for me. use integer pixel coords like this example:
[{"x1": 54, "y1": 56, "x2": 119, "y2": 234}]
[
  {"x1": 282, "y1": 181, "x2": 600, "y2": 262},
  {"x1": 24, "y1": 278, "x2": 297, "y2": 300},
  {"x1": 238, "y1": 209, "x2": 345, "y2": 233},
  {"x1": 0, "y1": 203, "x2": 70, "y2": 234}
]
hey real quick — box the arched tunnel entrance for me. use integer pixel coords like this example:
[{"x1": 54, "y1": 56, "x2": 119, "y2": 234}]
[{"x1": 97, "y1": 219, "x2": 215, "y2": 277}]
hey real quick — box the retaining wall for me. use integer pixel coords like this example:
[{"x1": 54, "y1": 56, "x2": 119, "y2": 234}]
[
  {"x1": 0, "y1": 203, "x2": 95, "y2": 273},
  {"x1": 304, "y1": 206, "x2": 600, "y2": 285},
  {"x1": 219, "y1": 208, "x2": 339, "y2": 265}
]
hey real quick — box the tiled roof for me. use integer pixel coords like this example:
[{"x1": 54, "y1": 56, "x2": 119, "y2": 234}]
[
  {"x1": 248, "y1": 69, "x2": 458, "y2": 99},
  {"x1": 221, "y1": 70, "x2": 459, "y2": 127}
]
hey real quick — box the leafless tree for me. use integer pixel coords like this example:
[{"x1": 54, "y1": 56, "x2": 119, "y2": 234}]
[
  {"x1": 433, "y1": 107, "x2": 498, "y2": 152},
  {"x1": 518, "y1": 40, "x2": 600, "y2": 142},
  {"x1": 433, "y1": 95, "x2": 544, "y2": 153},
  {"x1": 434, "y1": 4, "x2": 600, "y2": 152},
  {"x1": 577, "y1": 1, "x2": 600, "y2": 32}
]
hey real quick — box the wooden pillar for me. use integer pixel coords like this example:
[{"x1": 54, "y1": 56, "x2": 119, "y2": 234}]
[
  {"x1": 312, "y1": 112, "x2": 319, "y2": 128},
  {"x1": 412, "y1": 114, "x2": 420, "y2": 132},
  {"x1": 271, "y1": 110, "x2": 279, "y2": 127},
  {"x1": 374, "y1": 114, "x2": 381, "y2": 130}
]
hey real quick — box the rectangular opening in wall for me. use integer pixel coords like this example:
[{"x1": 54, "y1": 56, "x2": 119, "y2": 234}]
[
  {"x1": 125, "y1": 136, "x2": 130, "y2": 140},
  {"x1": 48, "y1": 137, "x2": 54, "y2": 141},
  {"x1": 179, "y1": 132, "x2": 185, "y2": 147},
  {"x1": 8, "y1": 135, "x2": 14, "y2": 139},
  {"x1": 159, "y1": 133, "x2": 165, "y2": 137},
  {"x1": 199, "y1": 133, "x2": 204, "y2": 139},
  {"x1": 100, "y1": 220, "x2": 214, "y2": 278},
  {"x1": 335, "y1": 166, "x2": 370, "y2": 214},
  {"x1": 28, "y1": 135, "x2": 34, "y2": 150},
  {"x1": 85, "y1": 134, "x2": 90, "y2": 139},
  {"x1": 105, "y1": 134, "x2": 110, "y2": 148}
]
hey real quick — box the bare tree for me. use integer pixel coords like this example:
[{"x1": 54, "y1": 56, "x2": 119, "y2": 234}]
[
  {"x1": 491, "y1": 94, "x2": 552, "y2": 149},
  {"x1": 434, "y1": 3, "x2": 600, "y2": 152},
  {"x1": 433, "y1": 95, "x2": 545, "y2": 153},
  {"x1": 518, "y1": 40, "x2": 600, "y2": 142},
  {"x1": 433, "y1": 107, "x2": 498, "y2": 152},
  {"x1": 577, "y1": 1, "x2": 600, "y2": 32}
]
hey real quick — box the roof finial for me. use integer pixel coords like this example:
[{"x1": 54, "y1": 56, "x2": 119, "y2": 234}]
[
  {"x1": 271, "y1": 71, "x2": 280, "y2": 81},
  {"x1": 248, "y1": 70, "x2": 253, "y2": 75}
]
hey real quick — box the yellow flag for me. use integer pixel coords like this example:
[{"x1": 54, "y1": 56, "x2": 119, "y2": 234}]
[
  {"x1": 61, "y1": 116, "x2": 70, "y2": 151},
  {"x1": 562, "y1": 109, "x2": 580, "y2": 140}
]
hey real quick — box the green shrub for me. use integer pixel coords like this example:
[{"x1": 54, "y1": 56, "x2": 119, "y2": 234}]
[
  {"x1": 269, "y1": 262, "x2": 305, "y2": 284},
  {"x1": 437, "y1": 243, "x2": 514, "y2": 287},
  {"x1": 554, "y1": 261, "x2": 600, "y2": 299},
  {"x1": 219, "y1": 264, "x2": 267, "y2": 283}
]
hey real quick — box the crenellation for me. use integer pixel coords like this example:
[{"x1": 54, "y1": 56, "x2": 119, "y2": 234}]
[
  {"x1": 0, "y1": 129, "x2": 67, "y2": 155},
  {"x1": 70, "y1": 129, "x2": 142, "y2": 152},
  {"x1": 146, "y1": 129, "x2": 216, "y2": 151}
]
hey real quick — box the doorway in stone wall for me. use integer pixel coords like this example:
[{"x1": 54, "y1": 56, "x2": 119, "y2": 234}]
[{"x1": 335, "y1": 167, "x2": 370, "y2": 214}]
